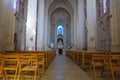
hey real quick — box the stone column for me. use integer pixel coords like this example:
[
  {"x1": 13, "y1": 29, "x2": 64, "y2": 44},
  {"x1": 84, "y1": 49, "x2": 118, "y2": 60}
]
[
  {"x1": 26, "y1": 0, "x2": 37, "y2": 50},
  {"x1": 43, "y1": 2, "x2": 49, "y2": 50},
  {"x1": 87, "y1": 0, "x2": 97, "y2": 51},
  {"x1": 37, "y1": 0, "x2": 45, "y2": 50},
  {"x1": 0, "y1": 0, "x2": 3, "y2": 51},
  {"x1": 110, "y1": 0, "x2": 120, "y2": 52},
  {"x1": 77, "y1": 0, "x2": 85, "y2": 50},
  {"x1": 73, "y1": 3, "x2": 78, "y2": 50},
  {"x1": 6, "y1": 0, "x2": 15, "y2": 50}
]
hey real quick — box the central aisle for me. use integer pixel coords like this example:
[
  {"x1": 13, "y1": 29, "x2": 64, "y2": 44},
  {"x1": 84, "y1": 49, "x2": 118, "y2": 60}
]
[{"x1": 42, "y1": 54, "x2": 92, "y2": 80}]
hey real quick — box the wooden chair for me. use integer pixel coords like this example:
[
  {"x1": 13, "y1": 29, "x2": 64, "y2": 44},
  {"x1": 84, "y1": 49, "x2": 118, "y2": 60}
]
[
  {"x1": 82, "y1": 51, "x2": 93, "y2": 70},
  {"x1": 18, "y1": 54, "x2": 39, "y2": 80},
  {"x1": 76, "y1": 51, "x2": 83, "y2": 66},
  {"x1": 105, "y1": 53, "x2": 120, "y2": 80},
  {"x1": 0, "y1": 54, "x2": 4, "y2": 79},
  {"x1": 36, "y1": 53, "x2": 45, "y2": 75},
  {"x1": 3, "y1": 54, "x2": 19, "y2": 80},
  {"x1": 91, "y1": 52, "x2": 109, "y2": 79}
]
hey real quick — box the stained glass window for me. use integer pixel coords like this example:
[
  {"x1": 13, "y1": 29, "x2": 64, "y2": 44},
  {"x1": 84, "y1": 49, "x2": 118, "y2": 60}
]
[
  {"x1": 13, "y1": 0, "x2": 17, "y2": 13},
  {"x1": 97, "y1": 0, "x2": 109, "y2": 17},
  {"x1": 57, "y1": 25, "x2": 63, "y2": 35},
  {"x1": 15, "y1": 0, "x2": 25, "y2": 16},
  {"x1": 103, "y1": 0, "x2": 109, "y2": 13}
]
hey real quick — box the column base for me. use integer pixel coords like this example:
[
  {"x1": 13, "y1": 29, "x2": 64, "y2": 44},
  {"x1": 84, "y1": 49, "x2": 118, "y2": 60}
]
[
  {"x1": 6, "y1": 44, "x2": 15, "y2": 51},
  {"x1": 112, "y1": 45, "x2": 120, "y2": 52}
]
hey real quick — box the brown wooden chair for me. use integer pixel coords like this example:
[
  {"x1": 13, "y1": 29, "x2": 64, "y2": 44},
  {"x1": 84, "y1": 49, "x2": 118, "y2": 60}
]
[
  {"x1": 3, "y1": 54, "x2": 19, "y2": 80},
  {"x1": 36, "y1": 53, "x2": 45, "y2": 75},
  {"x1": 18, "y1": 54, "x2": 39, "y2": 80},
  {"x1": 82, "y1": 51, "x2": 93, "y2": 70},
  {"x1": 105, "y1": 53, "x2": 120, "y2": 80},
  {"x1": 76, "y1": 51, "x2": 83, "y2": 66},
  {"x1": 0, "y1": 54, "x2": 4, "y2": 79},
  {"x1": 91, "y1": 52, "x2": 109, "y2": 79}
]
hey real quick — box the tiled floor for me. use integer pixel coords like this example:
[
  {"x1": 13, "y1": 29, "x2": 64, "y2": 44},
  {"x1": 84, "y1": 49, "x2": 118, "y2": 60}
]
[{"x1": 42, "y1": 54, "x2": 92, "y2": 80}]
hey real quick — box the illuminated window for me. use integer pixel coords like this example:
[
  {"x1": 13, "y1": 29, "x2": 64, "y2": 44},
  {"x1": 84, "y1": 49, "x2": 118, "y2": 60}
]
[
  {"x1": 13, "y1": 0, "x2": 17, "y2": 13},
  {"x1": 103, "y1": 0, "x2": 109, "y2": 13},
  {"x1": 14, "y1": 0, "x2": 25, "y2": 16},
  {"x1": 97, "y1": 0, "x2": 109, "y2": 17},
  {"x1": 57, "y1": 25, "x2": 63, "y2": 35}
]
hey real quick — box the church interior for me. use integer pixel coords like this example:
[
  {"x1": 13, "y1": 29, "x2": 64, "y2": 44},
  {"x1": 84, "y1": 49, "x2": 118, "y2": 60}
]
[{"x1": 0, "y1": 0, "x2": 120, "y2": 80}]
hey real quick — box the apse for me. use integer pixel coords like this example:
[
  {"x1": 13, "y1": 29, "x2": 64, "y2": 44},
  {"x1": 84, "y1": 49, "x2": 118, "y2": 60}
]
[{"x1": 49, "y1": 8, "x2": 71, "y2": 49}]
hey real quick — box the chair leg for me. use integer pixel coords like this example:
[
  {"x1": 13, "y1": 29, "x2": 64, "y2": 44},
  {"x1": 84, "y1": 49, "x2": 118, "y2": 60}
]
[
  {"x1": 38, "y1": 67, "x2": 40, "y2": 80},
  {"x1": 21, "y1": 72, "x2": 25, "y2": 80},
  {"x1": 18, "y1": 69, "x2": 21, "y2": 80},
  {"x1": 111, "y1": 70, "x2": 115, "y2": 80},
  {"x1": 90, "y1": 65, "x2": 92, "y2": 76},
  {"x1": 34, "y1": 70, "x2": 37, "y2": 80},
  {"x1": 106, "y1": 70, "x2": 109, "y2": 80},
  {"x1": 42, "y1": 65, "x2": 44, "y2": 74},
  {"x1": 90, "y1": 64, "x2": 92, "y2": 72},
  {"x1": 14, "y1": 70, "x2": 18, "y2": 80},
  {"x1": 4, "y1": 71, "x2": 8, "y2": 80},
  {"x1": 0, "y1": 72, "x2": 6, "y2": 80},
  {"x1": 93, "y1": 66, "x2": 97, "y2": 80}
]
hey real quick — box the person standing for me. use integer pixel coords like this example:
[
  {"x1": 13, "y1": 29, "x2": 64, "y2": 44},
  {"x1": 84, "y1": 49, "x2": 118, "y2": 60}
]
[{"x1": 57, "y1": 40, "x2": 63, "y2": 55}]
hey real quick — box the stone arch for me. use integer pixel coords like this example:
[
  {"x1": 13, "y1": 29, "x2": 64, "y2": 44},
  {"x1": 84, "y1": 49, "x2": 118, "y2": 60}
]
[
  {"x1": 48, "y1": 0, "x2": 74, "y2": 15},
  {"x1": 49, "y1": 7, "x2": 71, "y2": 49},
  {"x1": 45, "y1": 0, "x2": 75, "y2": 49}
]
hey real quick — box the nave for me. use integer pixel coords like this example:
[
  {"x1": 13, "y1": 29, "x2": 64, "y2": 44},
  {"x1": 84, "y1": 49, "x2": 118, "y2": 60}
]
[
  {"x1": 42, "y1": 54, "x2": 92, "y2": 80},
  {"x1": 43, "y1": 51, "x2": 120, "y2": 80},
  {"x1": 0, "y1": 51, "x2": 120, "y2": 80}
]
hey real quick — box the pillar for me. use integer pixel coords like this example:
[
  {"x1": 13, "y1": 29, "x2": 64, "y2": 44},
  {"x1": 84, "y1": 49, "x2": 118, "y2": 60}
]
[
  {"x1": 110, "y1": 0, "x2": 120, "y2": 52},
  {"x1": 77, "y1": 0, "x2": 85, "y2": 50},
  {"x1": 37, "y1": 0, "x2": 45, "y2": 50},
  {"x1": 87, "y1": 0, "x2": 97, "y2": 51},
  {"x1": 26, "y1": 0, "x2": 37, "y2": 50}
]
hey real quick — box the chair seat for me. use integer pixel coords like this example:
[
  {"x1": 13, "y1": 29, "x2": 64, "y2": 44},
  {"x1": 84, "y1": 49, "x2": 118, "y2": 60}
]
[
  {"x1": 113, "y1": 67, "x2": 120, "y2": 72},
  {"x1": 94, "y1": 62, "x2": 104, "y2": 67},
  {"x1": 0, "y1": 68, "x2": 2, "y2": 75},
  {"x1": 4, "y1": 65, "x2": 17, "y2": 70},
  {"x1": 38, "y1": 62, "x2": 44, "y2": 64},
  {"x1": 22, "y1": 66, "x2": 37, "y2": 71}
]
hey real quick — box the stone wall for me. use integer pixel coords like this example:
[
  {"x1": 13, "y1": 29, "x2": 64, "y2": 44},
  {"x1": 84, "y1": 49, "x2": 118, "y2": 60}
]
[
  {"x1": 110, "y1": 0, "x2": 120, "y2": 52},
  {"x1": 96, "y1": 13, "x2": 111, "y2": 51},
  {"x1": 86, "y1": 0, "x2": 97, "y2": 51},
  {"x1": 0, "y1": 0, "x2": 15, "y2": 51}
]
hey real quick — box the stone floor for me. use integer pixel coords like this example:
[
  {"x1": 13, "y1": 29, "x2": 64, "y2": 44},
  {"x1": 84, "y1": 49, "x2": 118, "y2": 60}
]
[{"x1": 42, "y1": 54, "x2": 93, "y2": 80}]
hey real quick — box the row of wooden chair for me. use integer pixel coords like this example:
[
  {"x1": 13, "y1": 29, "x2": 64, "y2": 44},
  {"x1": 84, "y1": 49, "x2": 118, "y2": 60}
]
[
  {"x1": 66, "y1": 50, "x2": 120, "y2": 80},
  {"x1": 5, "y1": 50, "x2": 56, "y2": 70},
  {"x1": 0, "y1": 50, "x2": 56, "y2": 80}
]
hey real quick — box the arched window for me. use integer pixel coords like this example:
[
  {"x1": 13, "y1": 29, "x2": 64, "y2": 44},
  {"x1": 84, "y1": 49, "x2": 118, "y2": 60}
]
[
  {"x1": 57, "y1": 25, "x2": 63, "y2": 35},
  {"x1": 13, "y1": 0, "x2": 25, "y2": 16},
  {"x1": 13, "y1": 0, "x2": 17, "y2": 13},
  {"x1": 97, "y1": 0, "x2": 109, "y2": 17},
  {"x1": 103, "y1": 0, "x2": 109, "y2": 13}
]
